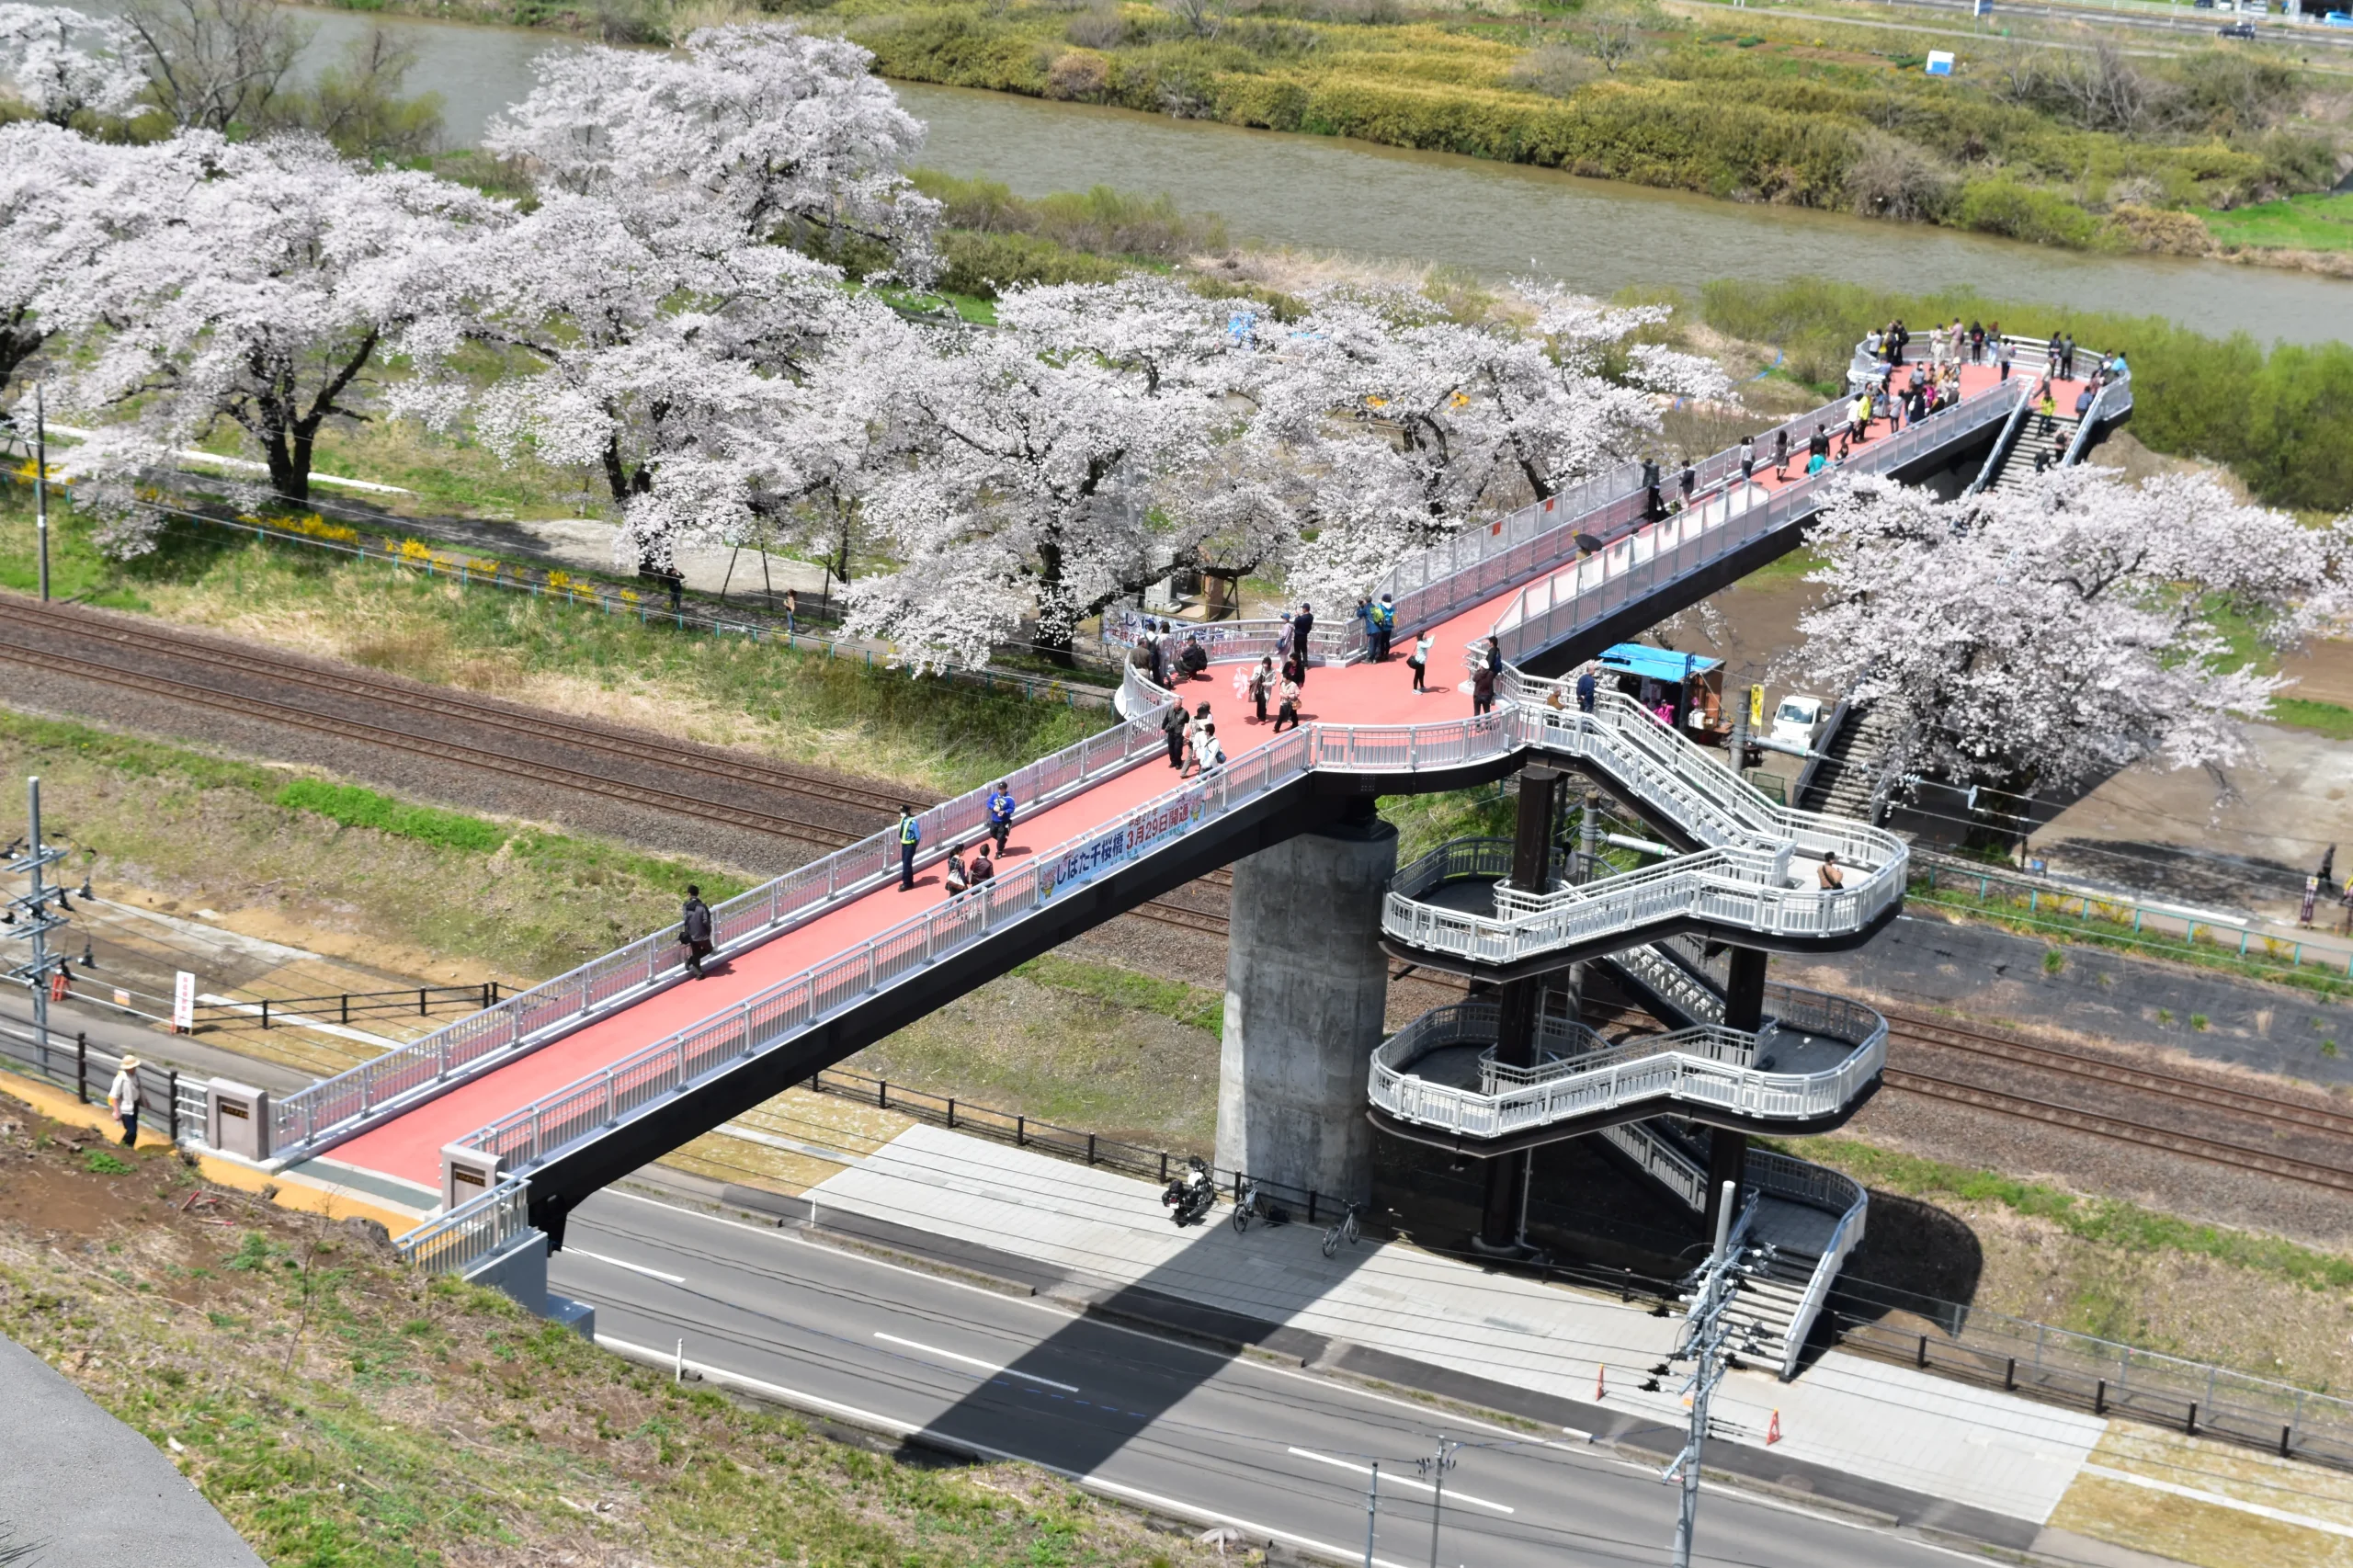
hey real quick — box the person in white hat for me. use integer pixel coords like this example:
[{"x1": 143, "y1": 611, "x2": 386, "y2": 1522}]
[{"x1": 108, "y1": 1055, "x2": 142, "y2": 1148}]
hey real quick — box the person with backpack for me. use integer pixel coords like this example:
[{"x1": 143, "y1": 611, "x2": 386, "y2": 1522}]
[
  {"x1": 985, "y1": 781, "x2": 1015, "y2": 854},
  {"x1": 969, "y1": 845, "x2": 995, "y2": 887},
  {"x1": 896, "y1": 807, "x2": 921, "y2": 891},
  {"x1": 1373, "y1": 594, "x2": 1395, "y2": 662},
  {"x1": 679, "y1": 886, "x2": 714, "y2": 977}
]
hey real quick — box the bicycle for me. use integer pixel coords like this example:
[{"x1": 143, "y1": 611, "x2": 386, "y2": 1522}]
[
  {"x1": 1321, "y1": 1202, "x2": 1363, "y2": 1258},
  {"x1": 1231, "y1": 1177, "x2": 1263, "y2": 1233}
]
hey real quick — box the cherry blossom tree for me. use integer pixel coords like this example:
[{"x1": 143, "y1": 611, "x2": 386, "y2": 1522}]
[
  {"x1": 1791, "y1": 468, "x2": 2352, "y2": 801},
  {"x1": 483, "y1": 23, "x2": 937, "y2": 278},
  {"x1": 0, "y1": 4, "x2": 143, "y2": 125},
  {"x1": 845, "y1": 276, "x2": 1253, "y2": 668},
  {"x1": 0, "y1": 120, "x2": 144, "y2": 406},
  {"x1": 48, "y1": 132, "x2": 507, "y2": 550},
  {"x1": 1277, "y1": 281, "x2": 1729, "y2": 605}
]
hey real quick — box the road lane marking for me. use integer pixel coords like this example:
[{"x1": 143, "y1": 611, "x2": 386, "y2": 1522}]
[
  {"x1": 1287, "y1": 1447, "x2": 1516, "y2": 1513},
  {"x1": 874, "y1": 1331, "x2": 1080, "y2": 1392},
  {"x1": 567, "y1": 1248, "x2": 685, "y2": 1284},
  {"x1": 595, "y1": 1334, "x2": 1415, "y2": 1568}
]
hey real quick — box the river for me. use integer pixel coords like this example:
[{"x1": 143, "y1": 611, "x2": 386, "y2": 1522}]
[{"x1": 269, "y1": 3, "x2": 2349, "y2": 343}]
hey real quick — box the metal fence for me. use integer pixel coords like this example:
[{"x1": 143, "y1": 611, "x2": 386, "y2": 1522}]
[
  {"x1": 0, "y1": 1017, "x2": 199, "y2": 1142},
  {"x1": 1826, "y1": 1282, "x2": 2353, "y2": 1470}
]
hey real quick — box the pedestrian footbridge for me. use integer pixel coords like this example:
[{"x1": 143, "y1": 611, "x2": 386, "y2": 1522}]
[{"x1": 182, "y1": 339, "x2": 2120, "y2": 1324}]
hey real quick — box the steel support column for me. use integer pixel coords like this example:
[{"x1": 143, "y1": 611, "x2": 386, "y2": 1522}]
[{"x1": 1478, "y1": 768, "x2": 1561, "y2": 1254}]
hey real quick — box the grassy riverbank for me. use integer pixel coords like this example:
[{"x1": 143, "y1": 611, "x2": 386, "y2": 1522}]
[{"x1": 335, "y1": 0, "x2": 2346, "y2": 264}]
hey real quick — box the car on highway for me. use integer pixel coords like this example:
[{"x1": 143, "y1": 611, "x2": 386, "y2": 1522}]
[
  {"x1": 2219, "y1": 18, "x2": 2257, "y2": 34},
  {"x1": 1769, "y1": 693, "x2": 1828, "y2": 751},
  {"x1": 2325, "y1": 10, "x2": 2353, "y2": 27}
]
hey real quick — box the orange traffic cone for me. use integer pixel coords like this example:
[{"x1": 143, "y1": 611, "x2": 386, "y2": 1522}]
[{"x1": 1767, "y1": 1409, "x2": 1782, "y2": 1446}]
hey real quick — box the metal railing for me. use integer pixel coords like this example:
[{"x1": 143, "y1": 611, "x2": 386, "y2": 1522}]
[
  {"x1": 1366, "y1": 998, "x2": 1884, "y2": 1140},
  {"x1": 0, "y1": 1017, "x2": 196, "y2": 1142},
  {"x1": 1963, "y1": 381, "x2": 2034, "y2": 495},
  {"x1": 268, "y1": 693, "x2": 1176, "y2": 1161},
  {"x1": 398, "y1": 1176, "x2": 529, "y2": 1276},
  {"x1": 1600, "y1": 1120, "x2": 1709, "y2": 1210},
  {"x1": 1485, "y1": 387, "x2": 2019, "y2": 668},
  {"x1": 1747, "y1": 1148, "x2": 1870, "y2": 1380},
  {"x1": 1101, "y1": 613, "x2": 1361, "y2": 667}
]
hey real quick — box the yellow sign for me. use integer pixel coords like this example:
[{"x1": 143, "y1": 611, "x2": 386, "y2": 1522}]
[{"x1": 1748, "y1": 684, "x2": 1765, "y2": 727}]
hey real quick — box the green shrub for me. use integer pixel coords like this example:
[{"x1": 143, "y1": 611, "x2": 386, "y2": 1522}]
[
  {"x1": 274, "y1": 778, "x2": 510, "y2": 853},
  {"x1": 936, "y1": 230, "x2": 1129, "y2": 297},
  {"x1": 1954, "y1": 177, "x2": 2105, "y2": 249}
]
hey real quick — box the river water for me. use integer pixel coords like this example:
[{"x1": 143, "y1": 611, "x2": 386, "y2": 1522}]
[{"x1": 278, "y1": 3, "x2": 2347, "y2": 343}]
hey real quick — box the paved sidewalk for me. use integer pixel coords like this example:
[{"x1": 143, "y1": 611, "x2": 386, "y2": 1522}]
[
  {"x1": 805, "y1": 1122, "x2": 2109, "y2": 1525},
  {"x1": 0, "y1": 1333, "x2": 262, "y2": 1567}
]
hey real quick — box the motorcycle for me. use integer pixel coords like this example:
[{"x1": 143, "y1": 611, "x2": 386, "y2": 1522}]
[{"x1": 1162, "y1": 1156, "x2": 1217, "y2": 1228}]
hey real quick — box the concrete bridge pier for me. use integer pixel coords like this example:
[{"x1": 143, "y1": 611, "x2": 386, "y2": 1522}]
[
  {"x1": 1216, "y1": 805, "x2": 1398, "y2": 1210},
  {"x1": 1703, "y1": 946, "x2": 1770, "y2": 1242}
]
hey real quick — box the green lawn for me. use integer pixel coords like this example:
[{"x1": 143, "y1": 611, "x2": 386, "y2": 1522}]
[{"x1": 2199, "y1": 191, "x2": 2353, "y2": 253}]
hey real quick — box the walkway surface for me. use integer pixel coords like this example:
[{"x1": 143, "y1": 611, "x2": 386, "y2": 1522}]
[
  {"x1": 804, "y1": 1122, "x2": 2109, "y2": 1525},
  {"x1": 324, "y1": 355, "x2": 2083, "y2": 1197},
  {"x1": 0, "y1": 1333, "x2": 264, "y2": 1567}
]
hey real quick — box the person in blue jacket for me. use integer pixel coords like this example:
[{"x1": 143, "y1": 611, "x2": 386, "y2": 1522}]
[{"x1": 985, "y1": 781, "x2": 1015, "y2": 854}]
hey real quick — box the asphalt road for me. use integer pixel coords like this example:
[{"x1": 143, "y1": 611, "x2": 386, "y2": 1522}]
[{"x1": 551, "y1": 1190, "x2": 1976, "y2": 1568}]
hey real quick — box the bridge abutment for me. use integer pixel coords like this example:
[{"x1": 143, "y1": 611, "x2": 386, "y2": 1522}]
[{"x1": 1216, "y1": 810, "x2": 1398, "y2": 1209}]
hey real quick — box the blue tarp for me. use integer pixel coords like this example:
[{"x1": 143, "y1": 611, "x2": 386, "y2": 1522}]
[{"x1": 1597, "y1": 643, "x2": 1721, "y2": 685}]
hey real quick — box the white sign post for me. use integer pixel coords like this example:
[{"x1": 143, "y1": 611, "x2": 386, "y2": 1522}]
[{"x1": 172, "y1": 971, "x2": 195, "y2": 1033}]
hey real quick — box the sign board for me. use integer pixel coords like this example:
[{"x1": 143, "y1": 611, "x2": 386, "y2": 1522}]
[
  {"x1": 1747, "y1": 685, "x2": 1765, "y2": 728},
  {"x1": 1926, "y1": 50, "x2": 1956, "y2": 75},
  {"x1": 172, "y1": 970, "x2": 196, "y2": 1032},
  {"x1": 1972, "y1": 0, "x2": 1992, "y2": 15}
]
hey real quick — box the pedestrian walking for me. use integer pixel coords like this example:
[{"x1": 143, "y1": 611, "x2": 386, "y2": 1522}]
[
  {"x1": 1773, "y1": 428, "x2": 1790, "y2": 480},
  {"x1": 1408, "y1": 631, "x2": 1434, "y2": 693},
  {"x1": 1248, "y1": 657, "x2": 1273, "y2": 723},
  {"x1": 1738, "y1": 436, "x2": 1756, "y2": 483},
  {"x1": 1274, "y1": 672, "x2": 1301, "y2": 733},
  {"x1": 2037, "y1": 381, "x2": 2057, "y2": 437},
  {"x1": 2061, "y1": 333, "x2": 2078, "y2": 380},
  {"x1": 1292, "y1": 602, "x2": 1315, "y2": 667},
  {"x1": 986, "y1": 780, "x2": 1015, "y2": 853},
  {"x1": 1677, "y1": 460, "x2": 1696, "y2": 510},
  {"x1": 1997, "y1": 340, "x2": 2014, "y2": 382},
  {"x1": 1162, "y1": 699, "x2": 1188, "y2": 769},
  {"x1": 945, "y1": 845, "x2": 970, "y2": 895},
  {"x1": 679, "y1": 886, "x2": 714, "y2": 978},
  {"x1": 896, "y1": 806, "x2": 921, "y2": 890},
  {"x1": 1575, "y1": 665, "x2": 1598, "y2": 712},
  {"x1": 107, "y1": 1055, "x2": 141, "y2": 1148},
  {"x1": 784, "y1": 587, "x2": 798, "y2": 633},
  {"x1": 1642, "y1": 456, "x2": 1663, "y2": 518},
  {"x1": 1969, "y1": 321, "x2": 1984, "y2": 364},
  {"x1": 1817, "y1": 851, "x2": 1845, "y2": 891},
  {"x1": 969, "y1": 845, "x2": 995, "y2": 886},
  {"x1": 1472, "y1": 664, "x2": 1496, "y2": 716}
]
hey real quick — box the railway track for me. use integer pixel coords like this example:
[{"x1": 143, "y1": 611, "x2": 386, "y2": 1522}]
[
  {"x1": 1881, "y1": 1065, "x2": 2353, "y2": 1194},
  {"x1": 0, "y1": 598, "x2": 1238, "y2": 935},
  {"x1": 1883, "y1": 1006, "x2": 2353, "y2": 1142}
]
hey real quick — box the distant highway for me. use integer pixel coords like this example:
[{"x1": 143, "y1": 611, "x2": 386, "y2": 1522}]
[{"x1": 553, "y1": 1191, "x2": 1978, "y2": 1568}]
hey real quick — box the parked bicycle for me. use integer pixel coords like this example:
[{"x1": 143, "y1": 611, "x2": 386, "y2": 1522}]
[
  {"x1": 1321, "y1": 1201, "x2": 1363, "y2": 1258},
  {"x1": 1232, "y1": 1177, "x2": 1290, "y2": 1233}
]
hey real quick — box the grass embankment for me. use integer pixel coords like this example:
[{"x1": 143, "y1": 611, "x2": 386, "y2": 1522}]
[
  {"x1": 0, "y1": 1109, "x2": 1229, "y2": 1568},
  {"x1": 0, "y1": 489, "x2": 1105, "y2": 800},
  {"x1": 1697, "y1": 275, "x2": 2353, "y2": 516},
  {"x1": 1790, "y1": 1134, "x2": 2353, "y2": 1396}
]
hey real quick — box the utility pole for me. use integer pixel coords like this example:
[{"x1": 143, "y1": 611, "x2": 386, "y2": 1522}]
[
  {"x1": 1665, "y1": 1179, "x2": 1765, "y2": 1568},
  {"x1": 5, "y1": 778, "x2": 73, "y2": 1059},
  {"x1": 1362, "y1": 1460, "x2": 1380, "y2": 1568},
  {"x1": 1419, "y1": 1436, "x2": 1459, "y2": 1568},
  {"x1": 33, "y1": 381, "x2": 51, "y2": 603}
]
